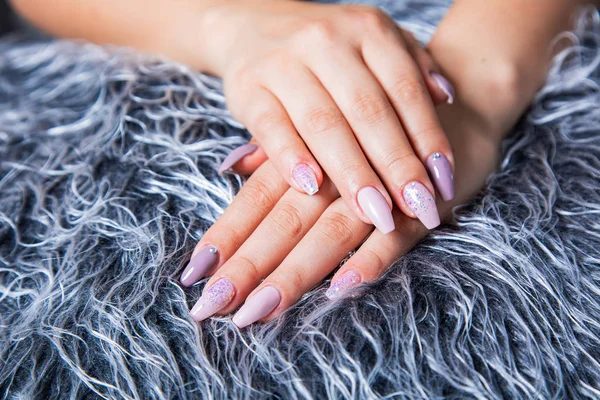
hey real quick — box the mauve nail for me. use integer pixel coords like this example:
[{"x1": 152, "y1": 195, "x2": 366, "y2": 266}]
[
  {"x1": 180, "y1": 247, "x2": 219, "y2": 287},
  {"x1": 426, "y1": 152, "x2": 455, "y2": 201},
  {"x1": 357, "y1": 187, "x2": 395, "y2": 234},
  {"x1": 403, "y1": 181, "x2": 440, "y2": 230},
  {"x1": 325, "y1": 270, "x2": 362, "y2": 299},
  {"x1": 292, "y1": 163, "x2": 319, "y2": 195},
  {"x1": 218, "y1": 144, "x2": 258, "y2": 175},
  {"x1": 431, "y1": 72, "x2": 455, "y2": 104},
  {"x1": 190, "y1": 278, "x2": 235, "y2": 322},
  {"x1": 232, "y1": 286, "x2": 281, "y2": 328}
]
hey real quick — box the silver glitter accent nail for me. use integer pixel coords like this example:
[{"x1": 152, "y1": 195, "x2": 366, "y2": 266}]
[{"x1": 292, "y1": 164, "x2": 319, "y2": 195}]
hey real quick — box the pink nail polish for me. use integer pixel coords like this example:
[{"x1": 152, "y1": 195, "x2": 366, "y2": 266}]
[
  {"x1": 325, "y1": 270, "x2": 362, "y2": 299},
  {"x1": 180, "y1": 247, "x2": 219, "y2": 287},
  {"x1": 403, "y1": 181, "x2": 440, "y2": 230},
  {"x1": 292, "y1": 164, "x2": 319, "y2": 195},
  {"x1": 232, "y1": 286, "x2": 281, "y2": 328},
  {"x1": 190, "y1": 278, "x2": 235, "y2": 322},
  {"x1": 431, "y1": 72, "x2": 455, "y2": 104},
  {"x1": 357, "y1": 187, "x2": 395, "y2": 234},
  {"x1": 218, "y1": 144, "x2": 258, "y2": 175}
]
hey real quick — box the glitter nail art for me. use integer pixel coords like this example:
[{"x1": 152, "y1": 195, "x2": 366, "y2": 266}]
[
  {"x1": 292, "y1": 164, "x2": 319, "y2": 195},
  {"x1": 402, "y1": 181, "x2": 440, "y2": 230},
  {"x1": 325, "y1": 270, "x2": 362, "y2": 299},
  {"x1": 190, "y1": 278, "x2": 235, "y2": 322}
]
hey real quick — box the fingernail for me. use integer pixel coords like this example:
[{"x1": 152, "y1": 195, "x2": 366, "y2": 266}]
[
  {"x1": 431, "y1": 72, "x2": 455, "y2": 104},
  {"x1": 180, "y1": 247, "x2": 219, "y2": 287},
  {"x1": 357, "y1": 187, "x2": 395, "y2": 234},
  {"x1": 426, "y1": 153, "x2": 455, "y2": 201},
  {"x1": 403, "y1": 181, "x2": 440, "y2": 230},
  {"x1": 190, "y1": 278, "x2": 235, "y2": 322},
  {"x1": 292, "y1": 163, "x2": 319, "y2": 195},
  {"x1": 218, "y1": 144, "x2": 258, "y2": 175},
  {"x1": 325, "y1": 270, "x2": 362, "y2": 299},
  {"x1": 232, "y1": 286, "x2": 281, "y2": 328}
]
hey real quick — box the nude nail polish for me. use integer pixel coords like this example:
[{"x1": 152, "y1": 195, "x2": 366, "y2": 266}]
[
  {"x1": 357, "y1": 187, "x2": 395, "y2": 234},
  {"x1": 218, "y1": 144, "x2": 258, "y2": 175},
  {"x1": 403, "y1": 181, "x2": 440, "y2": 230},
  {"x1": 325, "y1": 270, "x2": 362, "y2": 299},
  {"x1": 232, "y1": 286, "x2": 281, "y2": 328},
  {"x1": 426, "y1": 153, "x2": 455, "y2": 201},
  {"x1": 190, "y1": 278, "x2": 235, "y2": 322},
  {"x1": 431, "y1": 72, "x2": 455, "y2": 104},
  {"x1": 180, "y1": 247, "x2": 219, "y2": 287},
  {"x1": 292, "y1": 163, "x2": 319, "y2": 195}
]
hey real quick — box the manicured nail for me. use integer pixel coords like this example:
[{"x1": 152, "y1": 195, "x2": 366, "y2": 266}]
[
  {"x1": 403, "y1": 181, "x2": 440, "y2": 230},
  {"x1": 190, "y1": 278, "x2": 235, "y2": 322},
  {"x1": 232, "y1": 286, "x2": 281, "y2": 328},
  {"x1": 218, "y1": 143, "x2": 258, "y2": 175},
  {"x1": 426, "y1": 152, "x2": 455, "y2": 201},
  {"x1": 357, "y1": 187, "x2": 395, "y2": 234},
  {"x1": 325, "y1": 270, "x2": 362, "y2": 299},
  {"x1": 180, "y1": 247, "x2": 219, "y2": 287},
  {"x1": 431, "y1": 72, "x2": 455, "y2": 104},
  {"x1": 292, "y1": 163, "x2": 319, "y2": 195}
]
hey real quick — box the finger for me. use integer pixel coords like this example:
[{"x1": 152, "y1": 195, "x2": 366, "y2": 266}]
[
  {"x1": 363, "y1": 26, "x2": 456, "y2": 203},
  {"x1": 189, "y1": 179, "x2": 339, "y2": 322},
  {"x1": 302, "y1": 42, "x2": 441, "y2": 229},
  {"x1": 179, "y1": 161, "x2": 288, "y2": 287},
  {"x1": 231, "y1": 85, "x2": 323, "y2": 196},
  {"x1": 264, "y1": 62, "x2": 396, "y2": 234},
  {"x1": 400, "y1": 29, "x2": 455, "y2": 105},
  {"x1": 231, "y1": 197, "x2": 372, "y2": 326},
  {"x1": 230, "y1": 139, "x2": 268, "y2": 175},
  {"x1": 325, "y1": 209, "x2": 425, "y2": 299}
]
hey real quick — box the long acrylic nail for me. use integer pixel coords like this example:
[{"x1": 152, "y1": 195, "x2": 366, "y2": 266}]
[
  {"x1": 431, "y1": 72, "x2": 455, "y2": 104},
  {"x1": 403, "y1": 181, "x2": 440, "y2": 230},
  {"x1": 426, "y1": 152, "x2": 455, "y2": 201},
  {"x1": 232, "y1": 286, "x2": 281, "y2": 328},
  {"x1": 357, "y1": 187, "x2": 395, "y2": 234},
  {"x1": 325, "y1": 270, "x2": 362, "y2": 299},
  {"x1": 292, "y1": 163, "x2": 319, "y2": 195},
  {"x1": 180, "y1": 247, "x2": 219, "y2": 287},
  {"x1": 218, "y1": 144, "x2": 258, "y2": 175},
  {"x1": 190, "y1": 278, "x2": 235, "y2": 322}
]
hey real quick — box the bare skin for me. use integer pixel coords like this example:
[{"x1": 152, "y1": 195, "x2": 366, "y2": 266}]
[{"x1": 11, "y1": 0, "x2": 599, "y2": 325}]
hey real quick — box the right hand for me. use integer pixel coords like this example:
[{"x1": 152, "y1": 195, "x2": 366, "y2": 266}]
[{"x1": 206, "y1": 0, "x2": 457, "y2": 233}]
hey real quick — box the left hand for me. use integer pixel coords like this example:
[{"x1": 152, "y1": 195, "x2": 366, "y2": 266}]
[{"x1": 179, "y1": 103, "x2": 501, "y2": 326}]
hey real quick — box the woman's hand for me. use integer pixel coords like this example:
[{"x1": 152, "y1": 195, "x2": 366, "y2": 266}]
[
  {"x1": 180, "y1": 99, "x2": 501, "y2": 327},
  {"x1": 206, "y1": 0, "x2": 456, "y2": 234}
]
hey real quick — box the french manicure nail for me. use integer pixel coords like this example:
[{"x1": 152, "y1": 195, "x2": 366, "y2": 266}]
[
  {"x1": 218, "y1": 144, "x2": 258, "y2": 175},
  {"x1": 426, "y1": 152, "x2": 455, "y2": 201},
  {"x1": 232, "y1": 286, "x2": 281, "y2": 328},
  {"x1": 431, "y1": 72, "x2": 455, "y2": 104},
  {"x1": 180, "y1": 247, "x2": 219, "y2": 287},
  {"x1": 325, "y1": 270, "x2": 362, "y2": 299},
  {"x1": 190, "y1": 278, "x2": 235, "y2": 322},
  {"x1": 292, "y1": 163, "x2": 319, "y2": 195},
  {"x1": 403, "y1": 181, "x2": 440, "y2": 230},
  {"x1": 357, "y1": 187, "x2": 395, "y2": 234}
]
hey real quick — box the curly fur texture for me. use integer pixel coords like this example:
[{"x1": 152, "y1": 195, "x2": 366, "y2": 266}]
[{"x1": 1, "y1": 1, "x2": 600, "y2": 399}]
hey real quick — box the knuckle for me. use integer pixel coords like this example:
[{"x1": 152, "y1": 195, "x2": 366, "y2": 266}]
[
  {"x1": 337, "y1": 160, "x2": 365, "y2": 183},
  {"x1": 240, "y1": 178, "x2": 276, "y2": 215},
  {"x1": 272, "y1": 203, "x2": 304, "y2": 240},
  {"x1": 285, "y1": 265, "x2": 306, "y2": 290},
  {"x1": 250, "y1": 108, "x2": 288, "y2": 136},
  {"x1": 320, "y1": 211, "x2": 355, "y2": 244},
  {"x1": 350, "y1": 92, "x2": 393, "y2": 124},
  {"x1": 357, "y1": 8, "x2": 390, "y2": 33},
  {"x1": 363, "y1": 248, "x2": 386, "y2": 275},
  {"x1": 381, "y1": 147, "x2": 413, "y2": 172},
  {"x1": 390, "y1": 75, "x2": 427, "y2": 105},
  {"x1": 410, "y1": 124, "x2": 443, "y2": 142},
  {"x1": 304, "y1": 106, "x2": 345, "y2": 135},
  {"x1": 297, "y1": 20, "x2": 337, "y2": 46},
  {"x1": 235, "y1": 255, "x2": 261, "y2": 282}
]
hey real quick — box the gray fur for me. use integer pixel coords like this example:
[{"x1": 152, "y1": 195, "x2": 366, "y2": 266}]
[{"x1": 1, "y1": 1, "x2": 600, "y2": 399}]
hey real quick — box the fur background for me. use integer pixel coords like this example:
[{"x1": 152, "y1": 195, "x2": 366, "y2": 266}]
[{"x1": 1, "y1": 1, "x2": 600, "y2": 399}]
